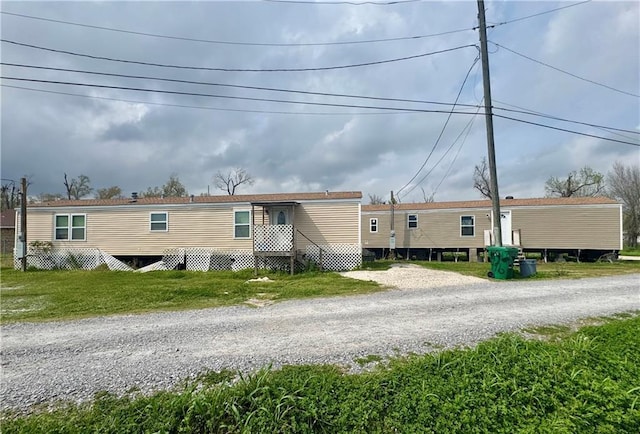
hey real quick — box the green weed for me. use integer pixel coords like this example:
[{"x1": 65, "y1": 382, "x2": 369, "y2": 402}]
[{"x1": 3, "y1": 316, "x2": 639, "y2": 432}]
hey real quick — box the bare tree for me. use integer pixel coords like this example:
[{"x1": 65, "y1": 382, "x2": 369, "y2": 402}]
[
  {"x1": 368, "y1": 194, "x2": 386, "y2": 205},
  {"x1": 63, "y1": 173, "x2": 93, "y2": 200},
  {"x1": 1, "y1": 181, "x2": 18, "y2": 210},
  {"x1": 214, "y1": 168, "x2": 254, "y2": 195},
  {"x1": 96, "y1": 186, "x2": 123, "y2": 199},
  {"x1": 608, "y1": 162, "x2": 640, "y2": 248},
  {"x1": 544, "y1": 166, "x2": 605, "y2": 198},
  {"x1": 420, "y1": 187, "x2": 435, "y2": 203},
  {"x1": 473, "y1": 157, "x2": 492, "y2": 200}
]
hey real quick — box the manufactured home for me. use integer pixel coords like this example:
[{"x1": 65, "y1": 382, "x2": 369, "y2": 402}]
[
  {"x1": 362, "y1": 197, "x2": 622, "y2": 262},
  {"x1": 18, "y1": 191, "x2": 362, "y2": 272}
]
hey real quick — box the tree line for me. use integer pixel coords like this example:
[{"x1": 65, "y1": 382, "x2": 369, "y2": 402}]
[{"x1": 0, "y1": 169, "x2": 256, "y2": 208}]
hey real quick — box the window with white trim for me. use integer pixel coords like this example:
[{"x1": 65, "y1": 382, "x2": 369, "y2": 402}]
[
  {"x1": 150, "y1": 212, "x2": 168, "y2": 232},
  {"x1": 460, "y1": 215, "x2": 475, "y2": 236},
  {"x1": 234, "y1": 210, "x2": 251, "y2": 238},
  {"x1": 55, "y1": 214, "x2": 86, "y2": 241},
  {"x1": 407, "y1": 214, "x2": 418, "y2": 229},
  {"x1": 370, "y1": 218, "x2": 378, "y2": 233}
]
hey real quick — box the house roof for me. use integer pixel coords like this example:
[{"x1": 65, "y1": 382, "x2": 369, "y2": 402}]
[
  {"x1": 1, "y1": 210, "x2": 16, "y2": 228},
  {"x1": 362, "y1": 196, "x2": 619, "y2": 212},
  {"x1": 28, "y1": 191, "x2": 363, "y2": 208}
]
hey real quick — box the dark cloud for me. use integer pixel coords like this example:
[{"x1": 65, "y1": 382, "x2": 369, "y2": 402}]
[{"x1": 1, "y1": 1, "x2": 638, "y2": 202}]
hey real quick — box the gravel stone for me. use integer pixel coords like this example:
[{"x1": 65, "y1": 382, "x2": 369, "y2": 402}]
[{"x1": 1, "y1": 268, "x2": 639, "y2": 412}]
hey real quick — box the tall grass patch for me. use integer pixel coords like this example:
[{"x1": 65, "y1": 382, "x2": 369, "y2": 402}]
[{"x1": 4, "y1": 315, "x2": 639, "y2": 432}]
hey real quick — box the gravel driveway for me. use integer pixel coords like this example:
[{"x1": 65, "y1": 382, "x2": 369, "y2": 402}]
[{"x1": 1, "y1": 267, "x2": 639, "y2": 412}]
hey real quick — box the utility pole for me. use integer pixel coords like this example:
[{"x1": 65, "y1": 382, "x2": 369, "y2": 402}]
[
  {"x1": 20, "y1": 177, "x2": 27, "y2": 272},
  {"x1": 389, "y1": 190, "x2": 396, "y2": 259},
  {"x1": 477, "y1": 0, "x2": 503, "y2": 247}
]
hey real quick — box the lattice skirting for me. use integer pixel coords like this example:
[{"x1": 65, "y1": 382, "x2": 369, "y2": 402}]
[
  {"x1": 16, "y1": 245, "x2": 362, "y2": 272},
  {"x1": 305, "y1": 243, "x2": 362, "y2": 271},
  {"x1": 15, "y1": 248, "x2": 133, "y2": 271},
  {"x1": 164, "y1": 248, "x2": 255, "y2": 272}
]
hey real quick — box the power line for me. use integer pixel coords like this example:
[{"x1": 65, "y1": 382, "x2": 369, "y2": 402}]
[
  {"x1": 3, "y1": 76, "x2": 636, "y2": 147},
  {"x1": 406, "y1": 104, "x2": 482, "y2": 199},
  {"x1": 492, "y1": 105, "x2": 639, "y2": 136},
  {"x1": 491, "y1": 41, "x2": 640, "y2": 98},
  {"x1": 6, "y1": 63, "x2": 636, "y2": 136},
  {"x1": 0, "y1": 62, "x2": 481, "y2": 109},
  {"x1": 1, "y1": 39, "x2": 475, "y2": 72},
  {"x1": 431, "y1": 105, "x2": 481, "y2": 198},
  {"x1": 493, "y1": 98, "x2": 639, "y2": 140},
  {"x1": 0, "y1": 11, "x2": 472, "y2": 47},
  {"x1": 492, "y1": 113, "x2": 639, "y2": 147},
  {"x1": 397, "y1": 56, "x2": 479, "y2": 196},
  {"x1": 0, "y1": 76, "x2": 482, "y2": 115},
  {"x1": 488, "y1": 1, "x2": 592, "y2": 28},
  {"x1": 0, "y1": 84, "x2": 415, "y2": 116}
]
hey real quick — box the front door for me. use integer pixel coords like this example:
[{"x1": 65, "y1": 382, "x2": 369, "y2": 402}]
[
  {"x1": 271, "y1": 207, "x2": 290, "y2": 226},
  {"x1": 500, "y1": 210, "x2": 512, "y2": 245},
  {"x1": 269, "y1": 207, "x2": 292, "y2": 251}
]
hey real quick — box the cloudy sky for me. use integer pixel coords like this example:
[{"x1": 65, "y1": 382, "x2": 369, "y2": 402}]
[{"x1": 1, "y1": 0, "x2": 638, "y2": 203}]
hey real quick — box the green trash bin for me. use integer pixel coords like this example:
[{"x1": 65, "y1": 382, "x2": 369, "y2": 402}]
[{"x1": 487, "y1": 246, "x2": 519, "y2": 279}]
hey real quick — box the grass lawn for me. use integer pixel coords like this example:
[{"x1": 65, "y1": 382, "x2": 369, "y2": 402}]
[
  {"x1": 3, "y1": 314, "x2": 639, "y2": 432},
  {"x1": 361, "y1": 259, "x2": 640, "y2": 280},
  {"x1": 0, "y1": 268, "x2": 382, "y2": 324},
  {"x1": 620, "y1": 247, "x2": 640, "y2": 256}
]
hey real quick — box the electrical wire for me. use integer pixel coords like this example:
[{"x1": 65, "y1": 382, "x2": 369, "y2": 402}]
[
  {"x1": 7, "y1": 60, "x2": 636, "y2": 135},
  {"x1": 396, "y1": 56, "x2": 480, "y2": 197},
  {"x1": 406, "y1": 104, "x2": 482, "y2": 199},
  {"x1": 0, "y1": 11, "x2": 472, "y2": 47},
  {"x1": 0, "y1": 76, "x2": 482, "y2": 115},
  {"x1": 492, "y1": 113, "x2": 639, "y2": 147},
  {"x1": 492, "y1": 105, "x2": 639, "y2": 136},
  {"x1": 490, "y1": 41, "x2": 640, "y2": 98},
  {"x1": 487, "y1": 1, "x2": 591, "y2": 29},
  {"x1": 1, "y1": 39, "x2": 475, "y2": 72},
  {"x1": 493, "y1": 99, "x2": 639, "y2": 140},
  {"x1": 0, "y1": 62, "x2": 481, "y2": 109},
  {"x1": 2, "y1": 77, "x2": 636, "y2": 147},
  {"x1": 1, "y1": 84, "x2": 417, "y2": 116},
  {"x1": 6, "y1": 62, "x2": 636, "y2": 134}
]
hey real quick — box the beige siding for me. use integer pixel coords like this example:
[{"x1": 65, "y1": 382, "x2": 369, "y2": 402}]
[
  {"x1": 27, "y1": 200, "x2": 361, "y2": 256},
  {"x1": 362, "y1": 204, "x2": 622, "y2": 250},
  {"x1": 27, "y1": 205, "x2": 254, "y2": 255},
  {"x1": 513, "y1": 205, "x2": 621, "y2": 249},
  {"x1": 362, "y1": 208, "x2": 490, "y2": 249},
  {"x1": 294, "y1": 202, "x2": 360, "y2": 250}
]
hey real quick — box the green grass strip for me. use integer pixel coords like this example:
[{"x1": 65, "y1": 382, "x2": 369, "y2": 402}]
[
  {"x1": 3, "y1": 315, "x2": 639, "y2": 433},
  {"x1": 0, "y1": 268, "x2": 381, "y2": 323}
]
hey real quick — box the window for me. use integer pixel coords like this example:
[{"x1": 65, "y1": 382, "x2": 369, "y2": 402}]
[
  {"x1": 150, "y1": 212, "x2": 168, "y2": 232},
  {"x1": 55, "y1": 214, "x2": 85, "y2": 241},
  {"x1": 408, "y1": 214, "x2": 418, "y2": 229},
  {"x1": 234, "y1": 210, "x2": 251, "y2": 238},
  {"x1": 370, "y1": 218, "x2": 378, "y2": 233},
  {"x1": 461, "y1": 215, "x2": 475, "y2": 236}
]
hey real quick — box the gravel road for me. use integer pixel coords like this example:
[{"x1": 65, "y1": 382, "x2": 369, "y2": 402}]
[{"x1": 1, "y1": 267, "x2": 639, "y2": 412}]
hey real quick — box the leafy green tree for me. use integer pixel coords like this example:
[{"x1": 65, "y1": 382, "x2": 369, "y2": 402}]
[
  {"x1": 63, "y1": 173, "x2": 93, "y2": 200},
  {"x1": 545, "y1": 166, "x2": 605, "y2": 197},
  {"x1": 142, "y1": 174, "x2": 188, "y2": 198},
  {"x1": 96, "y1": 186, "x2": 123, "y2": 200}
]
